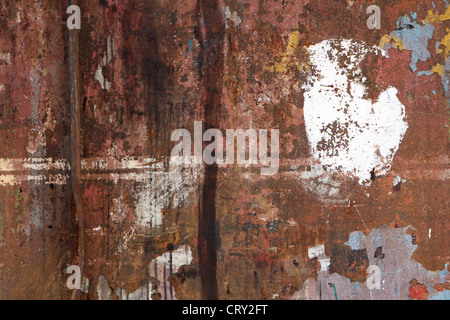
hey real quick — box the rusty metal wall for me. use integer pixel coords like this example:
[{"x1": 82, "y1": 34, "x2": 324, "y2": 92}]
[{"x1": 0, "y1": 0, "x2": 448, "y2": 300}]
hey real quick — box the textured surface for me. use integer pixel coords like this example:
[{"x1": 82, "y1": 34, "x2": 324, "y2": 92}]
[{"x1": 0, "y1": 0, "x2": 448, "y2": 300}]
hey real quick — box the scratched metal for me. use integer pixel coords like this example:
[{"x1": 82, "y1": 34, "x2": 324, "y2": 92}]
[{"x1": 0, "y1": 0, "x2": 448, "y2": 300}]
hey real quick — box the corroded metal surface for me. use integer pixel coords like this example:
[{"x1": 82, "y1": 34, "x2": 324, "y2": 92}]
[{"x1": 0, "y1": 0, "x2": 448, "y2": 300}]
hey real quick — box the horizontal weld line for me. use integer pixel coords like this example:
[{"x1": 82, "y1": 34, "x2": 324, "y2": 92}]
[{"x1": 0, "y1": 165, "x2": 448, "y2": 173}]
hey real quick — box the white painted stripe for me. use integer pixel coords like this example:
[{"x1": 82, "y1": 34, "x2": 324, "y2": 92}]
[{"x1": 0, "y1": 156, "x2": 447, "y2": 185}]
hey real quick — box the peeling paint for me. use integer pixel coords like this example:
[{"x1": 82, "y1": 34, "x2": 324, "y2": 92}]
[
  {"x1": 303, "y1": 39, "x2": 408, "y2": 184},
  {"x1": 0, "y1": 0, "x2": 448, "y2": 301}
]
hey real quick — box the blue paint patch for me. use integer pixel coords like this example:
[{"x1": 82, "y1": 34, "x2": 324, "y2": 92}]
[
  {"x1": 418, "y1": 70, "x2": 432, "y2": 76},
  {"x1": 390, "y1": 14, "x2": 435, "y2": 72},
  {"x1": 331, "y1": 283, "x2": 338, "y2": 300},
  {"x1": 442, "y1": 57, "x2": 450, "y2": 95},
  {"x1": 187, "y1": 39, "x2": 192, "y2": 58},
  {"x1": 429, "y1": 289, "x2": 450, "y2": 300},
  {"x1": 345, "y1": 231, "x2": 365, "y2": 250}
]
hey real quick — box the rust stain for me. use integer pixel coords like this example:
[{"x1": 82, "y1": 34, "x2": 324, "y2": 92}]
[{"x1": 0, "y1": 0, "x2": 448, "y2": 300}]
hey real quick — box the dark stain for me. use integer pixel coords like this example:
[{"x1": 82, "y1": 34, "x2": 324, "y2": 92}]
[
  {"x1": 393, "y1": 180, "x2": 402, "y2": 192},
  {"x1": 99, "y1": 0, "x2": 109, "y2": 8},
  {"x1": 395, "y1": 24, "x2": 415, "y2": 31},
  {"x1": 374, "y1": 246, "x2": 385, "y2": 259},
  {"x1": 266, "y1": 220, "x2": 280, "y2": 232},
  {"x1": 370, "y1": 168, "x2": 376, "y2": 181},
  {"x1": 121, "y1": 0, "x2": 175, "y2": 159},
  {"x1": 196, "y1": 0, "x2": 225, "y2": 300},
  {"x1": 172, "y1": 265, "x2": 198, "y2": 285},
  {"x1": 82, "y1": 97, "x2": 87, "y2": 112},
  {"x1": 330, "y1": 246, "x2": 370, "y2": 282}
]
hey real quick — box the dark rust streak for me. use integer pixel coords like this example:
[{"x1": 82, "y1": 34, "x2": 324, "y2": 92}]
[
  {"x1": 68, "y1": 0, "x2": 85, "y2": 301},
  {"x1": 169, "y1": 252, "x2": 173, "y2": 299},
  {"x1": 197, "y1": 0, "x2": 225, "y2": 300},
  {"x1": 163, "y1": 263, "x2": 167, "y2": 300}
]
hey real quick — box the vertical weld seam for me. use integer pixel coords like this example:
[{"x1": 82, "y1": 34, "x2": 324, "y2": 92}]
[{"x1": 68, "y1": 0, "x2": 85, "y2": 301}]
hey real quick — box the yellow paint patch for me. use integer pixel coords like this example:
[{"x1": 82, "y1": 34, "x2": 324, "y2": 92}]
[
  {"x1": 439, "y1": 28, "x2": 450, "y2": 57},
  {"x1": 379, "y1": 35, "x2": 406, "y2": 51},
  {"x1": 431, "y1": 63, "x2": 445, "y2": 76},
  {"x1": 297, "y1": 61, "x2": 310, "y2": 72},
  {"x1": 267, "y1": 30, "x2": 301, "y2": 73},
  {"x1": 424, "y1": 6, "x2": 450, "y2": 24}
]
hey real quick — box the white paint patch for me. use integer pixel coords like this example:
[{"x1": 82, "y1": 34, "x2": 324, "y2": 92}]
[
  {"x1": 151, "y1": 245, "x2": 193, "y2": 269},
  {"x1": 95, "y1": 35, "x2": 114, "y2": 91},
  {"x1": 133, "y1": 159, "x2": 201, "y2": 230},
  {"x1": 303, "y1": 39, "x2": 408, "y2": 185},
  {"x1": 113, "y1": 245, "x2": 193, "y2": 300},
  {"x1": 149, "y1": 245, "x2": 193, "y2": 300},
  {"x1": 134, "y1": 187, "x2": 163, "y2": 228},
  {"x1": 308, "y1": 244, "x2": 325, "y2": 259},
  {"x1": 81, "y1": 276, "x2": 90, "y2": 294},
  {"x1": 222, "y1": 6, "x2": 241, "y2": 28},
  {"x1": 300, "y1": 164, "x2": 343, "y2": 202},
  {"x1": 0, "y1": 53, "x2": 10, "y2": 64},
  {"x1": 0, "y1": 158, "x2": 69, "y2": 172},
  {"x1": 318, "y1": 257, "x2": 331, "y2": 272},
  {"x1": 393, "y1": 176, "x2": 402, "y2": 187},
  {"x1": 0, "y1": 173, "x2": 68, "y2": 186},
  {"x1": 97, "y1": 275, "x2": 112, "y2": 300},
  {"x1": 308, "y1": 244, "x2": 330, "y2": 272}
]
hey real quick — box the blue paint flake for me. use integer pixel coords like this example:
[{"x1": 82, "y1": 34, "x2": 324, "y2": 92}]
[
  {"x1": 390, "y1": 14, "x2": 435, "y2": 72},
  {"x1": 187, "y1": 39, "x2": 192, "y2": 58},
  {"x1": 429, "y1": 289, "x2": 450, "y2": 300}
]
